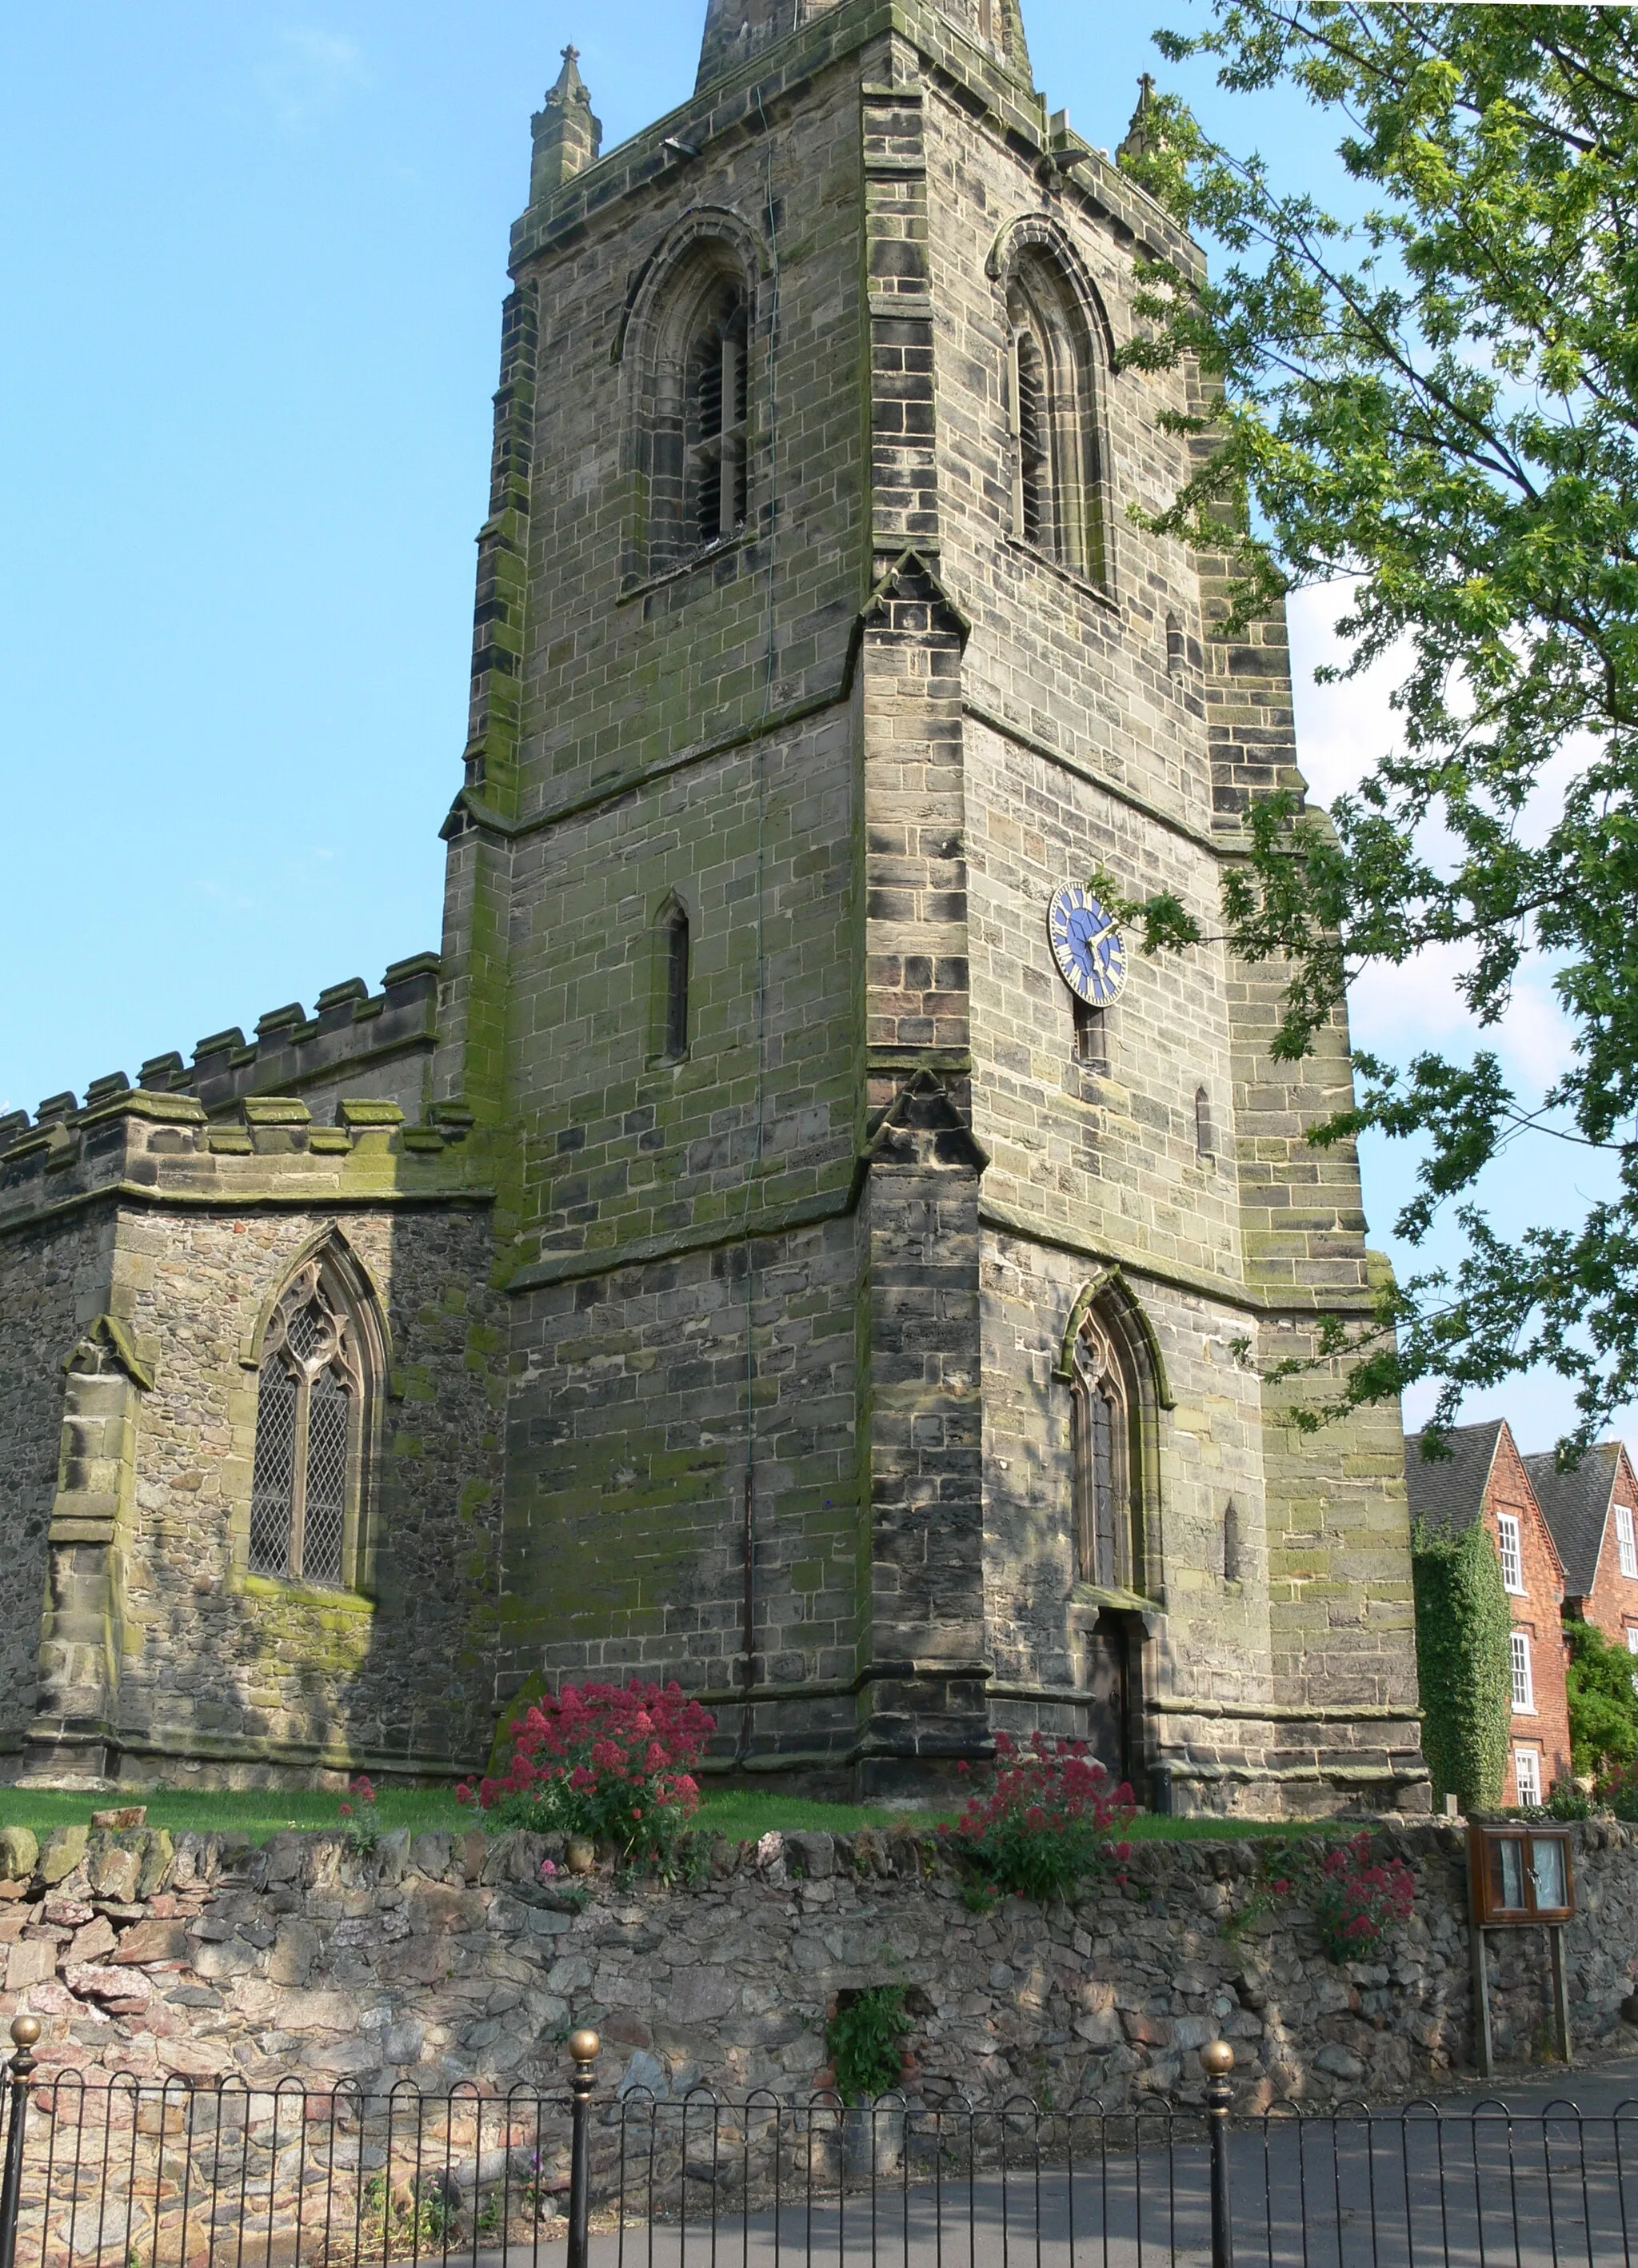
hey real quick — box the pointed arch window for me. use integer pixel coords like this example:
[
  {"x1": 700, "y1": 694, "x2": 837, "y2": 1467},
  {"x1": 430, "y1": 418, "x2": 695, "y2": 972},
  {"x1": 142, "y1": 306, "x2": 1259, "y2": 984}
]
[
  {"x1": 249, "y1": 1255, "x2": 373, "y2": 1589},
  {"x1": 648, "y1": 892, "x2": 695, "y2": 1066},
  {"x1": 660, "y1": 896, "x2": 691, "y2": 1061},
  {"x1": 1070, "y1": 1314, "x2": 1133, "y2": 1591},
  {"x1": 1005, "y1": 252, "x2": 1109, "y2": 587},
  {"x1": 641, "y1": 248, "x2": 753, "y2": 577},
  {"x1": 1194, "y1": 1085, "x2": 1215, "y2": 1164}
]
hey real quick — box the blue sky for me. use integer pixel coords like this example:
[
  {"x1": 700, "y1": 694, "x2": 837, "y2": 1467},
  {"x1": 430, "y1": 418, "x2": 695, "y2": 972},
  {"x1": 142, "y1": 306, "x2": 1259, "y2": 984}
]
[{"x1": 1, "y1": 2, "x2": 1618, "y2": 1456}]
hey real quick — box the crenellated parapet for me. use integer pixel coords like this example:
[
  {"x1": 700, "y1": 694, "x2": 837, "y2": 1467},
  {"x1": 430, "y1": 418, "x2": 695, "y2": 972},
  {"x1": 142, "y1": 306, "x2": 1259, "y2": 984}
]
[
  {"x1": 0, "y1": 1080, "x2": 491, "y2": 1240},
  {"x1": 0, "y1": 953, "x2": 441, "y2": 1154}
]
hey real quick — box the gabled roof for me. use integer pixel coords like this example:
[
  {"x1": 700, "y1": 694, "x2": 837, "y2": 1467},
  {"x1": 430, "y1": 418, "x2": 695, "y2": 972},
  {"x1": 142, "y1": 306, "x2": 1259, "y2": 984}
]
[
  {"x1": 1404, "y1": 1420, "x2": 1505, "y2": 1538},
  {"x1": 1524, "y1": 1441, "x2": 1621, "y2": 1600}
]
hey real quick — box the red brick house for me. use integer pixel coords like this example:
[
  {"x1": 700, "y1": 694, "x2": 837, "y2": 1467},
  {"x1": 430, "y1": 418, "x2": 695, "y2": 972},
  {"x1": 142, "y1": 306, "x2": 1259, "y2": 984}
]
[
  {"x1": 1526, "y1": 1440, "x2": 1638, "y2": 1669},
  {"x1": 1406, "y1": 1419, "x2": 1572, "y2": 1807}
]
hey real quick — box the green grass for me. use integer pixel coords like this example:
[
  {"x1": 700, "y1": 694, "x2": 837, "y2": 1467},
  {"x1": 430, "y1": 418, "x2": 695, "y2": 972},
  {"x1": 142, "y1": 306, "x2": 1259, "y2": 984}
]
[{"x1": 0, "y1": 1782, "x2": 1345, "y2": 1849}]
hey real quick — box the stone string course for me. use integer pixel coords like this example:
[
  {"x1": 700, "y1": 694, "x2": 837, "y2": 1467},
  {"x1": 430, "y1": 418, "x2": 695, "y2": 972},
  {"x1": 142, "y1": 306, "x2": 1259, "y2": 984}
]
[{"x1": 2, "y1": 1819, "x2": 1636, "y2": 2110}]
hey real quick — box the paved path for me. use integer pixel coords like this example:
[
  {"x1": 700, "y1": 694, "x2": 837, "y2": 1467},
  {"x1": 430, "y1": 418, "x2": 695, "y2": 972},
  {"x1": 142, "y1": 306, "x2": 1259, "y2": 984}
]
[{"x1": 450, "y1": 2064, "x2": 1638, "y2": 2268}]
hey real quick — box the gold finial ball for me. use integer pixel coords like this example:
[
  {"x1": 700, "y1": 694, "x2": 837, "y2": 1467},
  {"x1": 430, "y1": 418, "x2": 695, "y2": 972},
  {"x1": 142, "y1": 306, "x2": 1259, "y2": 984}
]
[
  {"x1": 1201, "y1": 2040, "x2": 1235, "y2": 2078},
  {"x1": 569, "y1": 2027, "x2": 601, "y2": 2067},
  {"x1": 10, "y1": 2015, "x2": 42, "y2": 2050}
]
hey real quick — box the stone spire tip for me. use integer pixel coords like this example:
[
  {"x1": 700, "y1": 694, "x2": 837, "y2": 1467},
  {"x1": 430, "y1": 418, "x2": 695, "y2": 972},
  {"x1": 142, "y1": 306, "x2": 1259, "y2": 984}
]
[
  {"x1": 548, "y1": 43, "x2": 590, "y2": 107},
  {"x1": 1118, "y1": 73, "x2": 1159, "y2": 164}
]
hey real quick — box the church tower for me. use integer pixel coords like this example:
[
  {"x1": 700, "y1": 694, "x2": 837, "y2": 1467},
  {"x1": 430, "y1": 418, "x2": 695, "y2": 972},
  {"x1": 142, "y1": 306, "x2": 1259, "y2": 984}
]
[{"x1": 434, "y1": 0, "x2": 1428, "y2": 1810}]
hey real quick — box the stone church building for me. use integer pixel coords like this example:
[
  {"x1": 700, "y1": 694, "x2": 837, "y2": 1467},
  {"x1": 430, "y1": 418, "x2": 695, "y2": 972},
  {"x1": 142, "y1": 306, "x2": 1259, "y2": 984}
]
[{"x1": 0, "y1": 0, "x2": 1428, "y2": 1813}]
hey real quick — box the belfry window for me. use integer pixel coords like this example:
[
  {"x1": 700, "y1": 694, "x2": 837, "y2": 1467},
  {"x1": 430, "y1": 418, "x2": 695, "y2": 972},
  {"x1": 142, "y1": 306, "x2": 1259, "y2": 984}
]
[
  {"x1": 1005, "y1": 254, "x2": 1108, "y2": 586},
  {"x1": 639, "y1": 246, "x2": 755, "y2": 579},
  {"x1": 250, "y1": 1256, "x2": 370, "y2": 1588},
  {"x1": 1071, "y1": 1316, "x2": 1133, "y2": 1591},
  {"x1": 1013, "y1": 329, "x2": 1051, "y2": 553},
  {"x1": 685, "y1": 282, "x2": 748, "y2": 549}
]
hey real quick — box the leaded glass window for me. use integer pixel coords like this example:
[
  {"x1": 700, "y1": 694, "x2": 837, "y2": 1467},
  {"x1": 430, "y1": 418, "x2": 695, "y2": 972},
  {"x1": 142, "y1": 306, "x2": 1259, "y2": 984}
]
[
  {"x1": 1072, "y1": 1317, "x2": 1131, "y2": 1591},
  {"x1": 249, "y1": 1257, "x2": 366, "y2": 1588}
]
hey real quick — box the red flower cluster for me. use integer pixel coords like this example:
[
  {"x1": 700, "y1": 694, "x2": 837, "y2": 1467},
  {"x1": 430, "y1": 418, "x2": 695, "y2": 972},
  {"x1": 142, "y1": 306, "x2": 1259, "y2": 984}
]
[
  {"x1": 457, "y1": 1681, "x2": 716, "y2": 1863},
  {"x1": 338, "y1": 1774, "x2": 379, "y2": 1847},
  {"x1": 1307, "y1": 1831, "x2": 1416, "y2": 1962},
  {"x1": 941, "y1": 1732, "x2": 1137, "y2": 1902}
]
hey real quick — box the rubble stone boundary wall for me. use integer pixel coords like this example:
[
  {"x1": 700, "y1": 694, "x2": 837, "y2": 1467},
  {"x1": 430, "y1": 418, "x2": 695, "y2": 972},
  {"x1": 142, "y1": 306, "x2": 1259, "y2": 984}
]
[{"x1": 2, "y1": 1817, "x2": 1636, "y2": 2109}]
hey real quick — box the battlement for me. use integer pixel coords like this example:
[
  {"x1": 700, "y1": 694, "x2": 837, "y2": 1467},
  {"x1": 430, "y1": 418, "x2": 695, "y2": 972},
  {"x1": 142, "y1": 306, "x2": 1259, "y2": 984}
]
[
  {"x1": 0, "y1": 953, "x2": 441, "y2": 1152},
  {"x1": 0, "y1": 1080, "x2": 489, "y2": 1236}
]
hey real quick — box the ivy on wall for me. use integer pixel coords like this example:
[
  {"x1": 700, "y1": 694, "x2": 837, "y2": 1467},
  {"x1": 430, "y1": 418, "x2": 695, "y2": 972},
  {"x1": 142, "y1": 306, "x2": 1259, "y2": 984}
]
[
  {"x1": 1566, "y1": 1617, "x2": 1638, "y2": 1780},
  {"x1": 1411, "y1": 1519, "x2": 1511, "y2": 1811}
]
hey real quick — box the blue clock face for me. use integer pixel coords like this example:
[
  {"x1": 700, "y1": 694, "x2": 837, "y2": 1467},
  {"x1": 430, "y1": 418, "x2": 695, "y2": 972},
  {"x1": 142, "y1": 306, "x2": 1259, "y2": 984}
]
[{"x1": 1048, "y1": 885, "x2": 1128, "y2": 1006}]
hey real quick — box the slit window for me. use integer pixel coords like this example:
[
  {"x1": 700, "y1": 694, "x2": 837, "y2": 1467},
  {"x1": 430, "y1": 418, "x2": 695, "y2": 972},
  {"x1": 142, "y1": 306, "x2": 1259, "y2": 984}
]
[
  {"x1": 665, "y1": 904, "x2": 690, "y2": 1060},
  {"x1": 1497, "y1": 1512, "x2": 1524, "y2": 1594},
  {"x1": 1617, "y1": 1502, "x2": 1636, "y2": 1578}
]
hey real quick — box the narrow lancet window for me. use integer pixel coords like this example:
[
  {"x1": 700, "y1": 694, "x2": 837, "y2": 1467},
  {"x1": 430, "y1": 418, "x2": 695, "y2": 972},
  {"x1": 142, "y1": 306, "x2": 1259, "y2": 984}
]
[
  {"x1": 249, "y1": 1255, "x2": 370, "y2": 1588},
  {"x1": 1195, "y1": 1086, "x2": 1215, "y2": 1163},
  {"x1": 665, "y1": 902, "x2": 691, "y2": 1060},
  {"x1": 1223, "y1": 1496, "x2": 1243, "y2": 1583}
]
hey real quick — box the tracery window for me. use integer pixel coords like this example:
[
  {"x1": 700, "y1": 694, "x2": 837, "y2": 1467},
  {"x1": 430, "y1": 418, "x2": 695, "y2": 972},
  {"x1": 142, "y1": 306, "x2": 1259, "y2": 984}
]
[
  {"x1": 249, "y1": 1257, "x2": 369, "y2": 1588},
  {"x1": 1070, "y1": 1314, "x2": 1133, "y2": 1591},
  {"x1": 1005, "y1": 252, "x2": 1108, "y2": 586}
]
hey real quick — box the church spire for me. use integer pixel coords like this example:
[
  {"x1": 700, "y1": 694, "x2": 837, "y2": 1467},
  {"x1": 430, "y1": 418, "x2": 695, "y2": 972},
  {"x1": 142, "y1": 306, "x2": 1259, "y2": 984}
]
[
  {"x1": 530, "y1": 45, "x2": 602, "y2": 203},
  {"x1": 696, "y1": 0, "x2": 1030, "y2": 94}
]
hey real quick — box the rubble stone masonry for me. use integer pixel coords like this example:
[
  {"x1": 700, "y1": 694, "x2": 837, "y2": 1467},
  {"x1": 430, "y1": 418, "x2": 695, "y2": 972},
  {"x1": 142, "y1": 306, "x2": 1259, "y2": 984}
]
[{"x1": 0, "y1": 1818, "x2": 1633, "y2": 2107}]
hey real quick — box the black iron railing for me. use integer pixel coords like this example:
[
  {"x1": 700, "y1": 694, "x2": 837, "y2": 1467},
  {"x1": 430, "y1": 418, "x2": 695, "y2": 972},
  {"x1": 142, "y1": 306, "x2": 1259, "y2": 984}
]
[{"x1": 3, "y1": 2015, "x2": 1636, "y2": 2268}]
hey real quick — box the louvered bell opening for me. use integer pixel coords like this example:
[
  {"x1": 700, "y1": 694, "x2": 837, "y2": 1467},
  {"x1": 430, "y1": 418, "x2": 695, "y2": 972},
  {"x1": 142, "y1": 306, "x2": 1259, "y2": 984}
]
[
  {"x1": 729, "y1": 306, "x2": 749, "y2": 430},
  {"x1": 693, "y1": 330, "x2": 725, "y2": 445},
  {"x1": 695, "y1": 450, "x2": 724, "y2": 547},
  {"x1": 1017, "y1": 329, "x2": 1049, "y2": 551}
]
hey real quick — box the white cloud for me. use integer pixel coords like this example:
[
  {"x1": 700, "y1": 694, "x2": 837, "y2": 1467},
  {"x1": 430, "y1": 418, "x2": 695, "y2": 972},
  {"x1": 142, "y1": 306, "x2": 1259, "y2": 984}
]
[
  {"x1": 1285, "y1": 579, "x2": 1580, "y2": 1105},
  {"x1": 260, "y1": 29, "x2": 367, "y2": 132}
]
